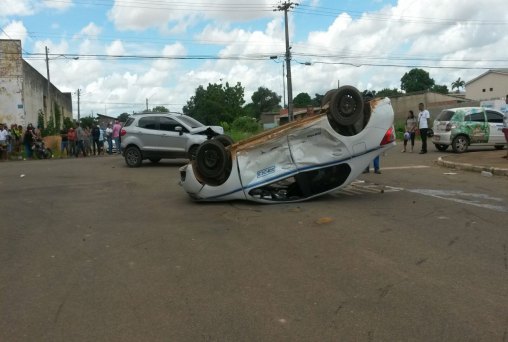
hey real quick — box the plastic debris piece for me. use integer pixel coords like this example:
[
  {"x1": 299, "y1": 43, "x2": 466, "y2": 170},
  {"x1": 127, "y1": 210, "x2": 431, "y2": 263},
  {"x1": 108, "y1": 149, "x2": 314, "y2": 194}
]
[
  {"x1": 316, "y1": 217, "x2": 334, "y2": 224},
  {"x1": 20, "y1": 174, "x2": 25, "y2": 178},
  {"x1": 481, "y1": 171, "x2": 493, "y2": 177}
]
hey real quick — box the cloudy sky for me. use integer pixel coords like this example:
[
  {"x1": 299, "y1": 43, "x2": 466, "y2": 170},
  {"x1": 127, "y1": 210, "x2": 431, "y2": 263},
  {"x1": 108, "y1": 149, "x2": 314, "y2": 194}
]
[{"x1": 1, "y1": 0, "x2": 507, "y2": 119}]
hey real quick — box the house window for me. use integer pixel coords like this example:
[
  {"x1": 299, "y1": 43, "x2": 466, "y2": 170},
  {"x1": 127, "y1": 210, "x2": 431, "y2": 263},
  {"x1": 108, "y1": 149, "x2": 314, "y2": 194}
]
[
  {"x1": 490, "y1": 88, "x2": 493, "y2": 91},
  {"x1": 482, "y1": 89, "x2": 486, "y2": 92}
]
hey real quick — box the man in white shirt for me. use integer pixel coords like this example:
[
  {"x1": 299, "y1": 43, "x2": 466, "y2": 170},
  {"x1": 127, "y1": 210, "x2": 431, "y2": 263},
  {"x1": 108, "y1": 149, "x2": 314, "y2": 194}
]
[
  {"x1": 418, "y1": 102, "x2": 430, "y2": 154},
  {"x1": 0, "y1": 123, "x2": 9, "y2": 160}
]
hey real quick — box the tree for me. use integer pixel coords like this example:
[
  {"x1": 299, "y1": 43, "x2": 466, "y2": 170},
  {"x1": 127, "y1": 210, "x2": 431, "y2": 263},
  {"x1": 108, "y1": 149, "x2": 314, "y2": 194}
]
[
  {"x1": 400, "y1": 68, "x2": 435, "y2": 93},
  {"x1": 376, "y1": 88, "x2": 403, "y2": 98},
  {"x1": 183, "y1": 82, "x2": 246, "y2": 125},
  {"x1": 311, "y1": 93, "x2": 324, "y2": 107},
  {"x1": 451, "y1": 77, "x2": 465, "y2": 93},
  {"x1": 117, "y1": 113, "x2": 131, "y2": 122},
  {"x1": 293, "y1": 92, "x2": 312, "y2": 108},
  {"x1": 79, "y1": 116, "x2": 96, "y2": 128},
  {"x1": 152, "y1": 105, "x2": 169, "y2": 113},
  {"x1": 249, "y1": 87, "x2": 281, "y2": 119},
  {"x1": 431, "y1": 84, "x2": 449, "y2": 94}
]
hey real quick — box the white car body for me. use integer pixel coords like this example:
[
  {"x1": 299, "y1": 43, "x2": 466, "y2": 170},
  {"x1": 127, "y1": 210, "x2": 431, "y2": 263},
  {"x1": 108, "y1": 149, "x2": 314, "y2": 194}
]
[{"x1": 179, "y1": 94, "x2": 396, "y2": 203}]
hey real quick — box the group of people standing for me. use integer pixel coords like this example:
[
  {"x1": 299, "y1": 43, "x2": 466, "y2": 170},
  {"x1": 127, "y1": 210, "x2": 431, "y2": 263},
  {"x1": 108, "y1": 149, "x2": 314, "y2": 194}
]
[
  {"x1": 60, "y1": 120, "x2": 123, "y2": 158},
  {"x1": 0, "y1": 119, "x2": 123, "y2": 161},
  {"x1": 402, "y1": 102, "x2": 431, "y2": 154}
]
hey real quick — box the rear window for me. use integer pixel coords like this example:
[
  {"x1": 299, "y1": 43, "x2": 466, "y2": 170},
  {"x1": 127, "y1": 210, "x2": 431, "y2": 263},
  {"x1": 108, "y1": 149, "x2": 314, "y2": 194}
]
[
  {"x1": 124, "y1": 117, "x2": 135, "y2": 127},
  {"x1": 436, "y1": 110, "x2": 455, "y2": 121}
]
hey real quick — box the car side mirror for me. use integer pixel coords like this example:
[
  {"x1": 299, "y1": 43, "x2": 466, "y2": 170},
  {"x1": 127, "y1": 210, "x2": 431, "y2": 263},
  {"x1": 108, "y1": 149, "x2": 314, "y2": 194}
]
[{"x1": 175, "y1": 126, "x2": 183, "y2": 135}]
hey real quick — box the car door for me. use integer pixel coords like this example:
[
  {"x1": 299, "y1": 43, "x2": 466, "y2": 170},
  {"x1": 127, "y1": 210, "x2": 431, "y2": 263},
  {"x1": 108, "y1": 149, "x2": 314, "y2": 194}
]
[
  {"x1": 486, "y1": 110, "x2": 505, "y2": 144},
  {"x1": 137, "y1": 116, "x2": 161, "y2": 150},
  {"x1": 464, "y1": 111, "x2": 488, "y2": 144},
  {"x1": 158, "y1": 116, "x2": 188, "y2": 157}
]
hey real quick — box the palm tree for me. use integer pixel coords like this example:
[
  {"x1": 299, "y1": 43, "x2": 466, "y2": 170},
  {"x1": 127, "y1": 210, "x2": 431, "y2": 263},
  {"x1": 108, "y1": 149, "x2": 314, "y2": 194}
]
[{"x1": 451, "y1": 77, "x2": 466, "y2": 93}]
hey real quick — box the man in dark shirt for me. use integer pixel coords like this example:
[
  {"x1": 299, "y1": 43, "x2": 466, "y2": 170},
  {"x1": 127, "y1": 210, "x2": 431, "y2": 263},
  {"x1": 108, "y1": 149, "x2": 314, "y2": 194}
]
[{"x1": 91, "y1": 125, "x2": 100, "y2": 156}]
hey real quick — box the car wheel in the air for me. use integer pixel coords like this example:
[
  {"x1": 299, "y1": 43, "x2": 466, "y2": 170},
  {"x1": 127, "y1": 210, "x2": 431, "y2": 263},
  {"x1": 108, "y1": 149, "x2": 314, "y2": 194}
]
[
  {"x1": 149, "y1": 157, "x2": 161, "y2": 163},
  {"x1": 434, "y1": 144, "x2": 448, "y2": 151},
  {"x1": 124, "y1": 146, "x2": 143, "y2": 167},
  {"x1": 213, "y1": 134, "x2": 234, "y2": 147},
  {"x1": 329, "y1": 86, "x2": 364, "y2": 126},
  {"x1": 321, "y1": 89, "x2": 338, "y2": 107},
  {"x1": 195, "y1": 139, "x2": 231, "y2": 185},
  {"x1": 451, "y1": 135, "x2": 469, "y2": 153}
]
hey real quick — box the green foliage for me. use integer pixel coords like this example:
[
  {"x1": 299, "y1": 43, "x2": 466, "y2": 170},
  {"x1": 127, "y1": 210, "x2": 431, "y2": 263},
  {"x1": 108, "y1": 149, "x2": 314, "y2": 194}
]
[
  {"x1": 219, "y1": 121, "x2": 230, "y2": 132},
  {"x1": 183, "y1": 82, "x2": 246, "y2": 125},
  {"x1": 231, "y1": 116, "x2": 260, "y2": 133},
  {"x1": 53, "y1": 103, "x2": 61, "y2": 130},
  {"x1": 293, "y1": 92, "x2": 312, "y2": 107},
  {"x1": 311, "y1": 93, "x2": 324, "y2": 107},
  {"x1": 152, "y1": 106, "x2": 169, "y2": 113},
  {"x1": 249, "y1": 86, "x2": 281, "y2": 119},
  {"x1": 42, "y1": 116, "x2": 58, "y2": 136},
  {"x1": 451, "y1": 77, "x2": 465, "y2": 93},
  {"x1": 431, "y1": 84, "x2": 449, "y2": 94},
  {"x1": 37, "y1": 110, "x2": 45, "y2": 130},
  {"x1": 117, "y1": 113, "x2": 131, "y2": 122},
  {"x1": 79, "y1": 116, "x2": 96, "y2": 128},
  {"x1": 400, "y1": 68, "x2": 435, "y2": 93},
  {"x1": 63, "y1": 117, "x2": 74, "y2": 129},
  {"x1": 376, "y1": 88, "x2": 403, "y2": 97}
]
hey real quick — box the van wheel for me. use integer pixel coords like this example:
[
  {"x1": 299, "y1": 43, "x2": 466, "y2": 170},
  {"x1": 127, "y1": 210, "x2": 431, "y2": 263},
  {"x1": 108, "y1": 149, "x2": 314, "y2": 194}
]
[
  {"x1": 124, "y1": 146, "x2": 142, "y2": 167},
  {"x1": 434, "y1": 144, "x2": 448, "y2": 151},
  {"x1": 195, "y1": 139, "x2": 231, "y2": 185},
  {"x1": 451, "y1": 135, "x2": 469, "y2": 153},
  {"x1": 494, "y1": 145, "x2": 504, "y2": 150},
  {"x1": 329, "y1": 86, "x2": 364, "y2": 126}
]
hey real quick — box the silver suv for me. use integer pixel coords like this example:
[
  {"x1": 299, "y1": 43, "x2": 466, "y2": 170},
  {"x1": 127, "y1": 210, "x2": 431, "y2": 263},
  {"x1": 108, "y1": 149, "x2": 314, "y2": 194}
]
[{"x1": 121, "y1": 113, "x2": 225, "y2": 167}]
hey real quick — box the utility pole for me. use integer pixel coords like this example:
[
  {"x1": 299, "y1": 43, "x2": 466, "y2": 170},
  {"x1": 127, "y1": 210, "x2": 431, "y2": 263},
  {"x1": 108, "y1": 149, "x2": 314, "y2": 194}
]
[
  {"x1": 146, "y1": 98, "x2": 149, "y2": 111},
  {"x1": 77, "y1": 89, "x2": 81, "y2": 120},
  {"x1": 282, "y1": 60, "x2": 286, "y2": 108},
  {"x1": 45, "y1": 46, "x2": 52, "y2": 124},
  {"x1": 275, "y1": 1, "x2": 298, "y2": 121}
]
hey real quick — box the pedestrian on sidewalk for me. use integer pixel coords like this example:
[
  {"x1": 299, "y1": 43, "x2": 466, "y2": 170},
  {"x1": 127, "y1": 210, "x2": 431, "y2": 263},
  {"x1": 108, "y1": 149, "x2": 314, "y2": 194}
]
[
  {"x1": 417, "y1": 102, "x2": 430, "y2": 154},
  {"x1": 403, "y1": 110, "x2": 417, "y2": 152}
]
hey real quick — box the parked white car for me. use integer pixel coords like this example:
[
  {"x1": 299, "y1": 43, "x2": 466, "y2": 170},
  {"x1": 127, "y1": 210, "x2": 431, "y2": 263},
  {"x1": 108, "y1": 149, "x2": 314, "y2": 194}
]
[{"x1": 179, "y1": 86, "x2": 396, "y2": 203}]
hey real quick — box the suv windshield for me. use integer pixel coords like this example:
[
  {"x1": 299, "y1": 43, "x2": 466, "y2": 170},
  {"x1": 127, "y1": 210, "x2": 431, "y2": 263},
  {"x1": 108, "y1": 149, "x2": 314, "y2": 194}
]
[
  {"x1": 436, "y1": 110, "x2": 455, "y2": 121},
  {"x1": 177, "y1": 115, "x2": 204, "y2": 128}
]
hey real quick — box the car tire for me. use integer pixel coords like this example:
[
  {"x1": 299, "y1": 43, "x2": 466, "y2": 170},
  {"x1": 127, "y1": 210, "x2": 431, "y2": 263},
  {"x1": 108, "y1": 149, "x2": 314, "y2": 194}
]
[
  {"x1": 321, "y1": 89, "x2": 338, "y2": 107},
  {"x1": 214, "y1": 134, "x2": 234, "y2": 147},
  {"x1": 124, "y1": 146, "x2": 143, "y2": 167},
  {"x1": 494, "y1": 145, "x2": 505, "y2": 150},
  {"x1": 434, "y1": 144, "x2": 448, "y2": 151},
  {"x1": 451, "y1": 135, "x2": 469, "y2": 153},
  {"x1": 149, "y1": 157, "x2": 161, "y2": 163},
  {"x1": 195, "y1": 139, "x2": 231, "y2": 185},
  {"x1": 329, "y1": 86, "x2": 364, "y2": 126},
  {"x1": 188, "y1": 144, "x2": 200, "y2": 160}
]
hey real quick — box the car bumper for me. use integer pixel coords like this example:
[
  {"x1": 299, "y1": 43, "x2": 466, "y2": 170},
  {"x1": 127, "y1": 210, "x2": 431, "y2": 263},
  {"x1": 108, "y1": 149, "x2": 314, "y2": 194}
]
[{"x1": 432, "y1": 132, "x2": 452, "y2": 145}]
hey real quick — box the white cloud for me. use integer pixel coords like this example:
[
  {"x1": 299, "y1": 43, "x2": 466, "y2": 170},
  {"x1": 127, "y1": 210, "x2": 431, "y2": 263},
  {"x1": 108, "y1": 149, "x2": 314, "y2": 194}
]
[
  {"x1": 106, "y1": 40, "x2": 125, "y2": 56},
  {"x1": 0, "y1": 0, "x2": 35, "y2": 17},
  {"x1": 0, "y1": 21, "x2": 28, "y2": 43},
  {"x1": 42, "y1": 0, "x2": 73, "y2": 11}
]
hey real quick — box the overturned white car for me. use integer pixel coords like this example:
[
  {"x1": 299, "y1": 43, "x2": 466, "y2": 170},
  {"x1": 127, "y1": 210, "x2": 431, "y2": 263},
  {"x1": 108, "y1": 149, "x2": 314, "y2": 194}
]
[{"x1": 179, "y1": 85, "x2": 396, "y2": 203}]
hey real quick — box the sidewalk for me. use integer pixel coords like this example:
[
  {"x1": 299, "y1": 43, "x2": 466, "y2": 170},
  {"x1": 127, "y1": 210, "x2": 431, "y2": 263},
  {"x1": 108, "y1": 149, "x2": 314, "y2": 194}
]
[{"x1": 436, "y1": 149, "x2": 508, "y2": 176}]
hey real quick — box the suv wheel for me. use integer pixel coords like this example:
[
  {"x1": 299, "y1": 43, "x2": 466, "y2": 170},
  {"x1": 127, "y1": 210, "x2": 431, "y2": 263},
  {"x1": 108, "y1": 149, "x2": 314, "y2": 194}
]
[
  {"x1": 124, "y1": 146, "x2": 143, "y2": 167},
  {"x1": 451, "y1": 135, "x2": 469, "y2": 153}
]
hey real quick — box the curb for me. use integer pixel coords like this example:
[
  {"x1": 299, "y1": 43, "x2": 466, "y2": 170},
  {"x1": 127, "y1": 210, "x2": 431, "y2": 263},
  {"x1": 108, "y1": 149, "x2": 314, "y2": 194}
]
[{"x1": 437, "y1": 157, "x2": 508, "y2": 177}]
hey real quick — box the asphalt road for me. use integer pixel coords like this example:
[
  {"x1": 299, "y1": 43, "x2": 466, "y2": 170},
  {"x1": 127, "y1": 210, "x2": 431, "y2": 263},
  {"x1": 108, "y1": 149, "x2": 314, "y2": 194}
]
[{"x1": 1, "y1": 146, "x2": 507, "y2": 342}]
